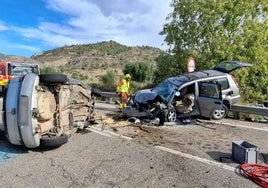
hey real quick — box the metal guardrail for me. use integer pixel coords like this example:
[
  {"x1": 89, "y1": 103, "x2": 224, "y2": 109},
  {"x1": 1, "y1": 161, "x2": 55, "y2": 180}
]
[
  {"x1": 91, "y1": 88, "x2": 118, "y2": 98},
  {"x1": 99, "y1": 92, "x2": 119, "y2": 98},
  {"x1": 230, "y1": 104, "x2": 268, "y2": 116},
  {"x1": 91, "y1": 88, "x2": 120, "y2": 103}
]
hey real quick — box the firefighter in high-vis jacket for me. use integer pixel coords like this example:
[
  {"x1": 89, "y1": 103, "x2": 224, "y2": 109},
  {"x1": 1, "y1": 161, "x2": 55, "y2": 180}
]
[{"x1": 116, "y1": 74, "x2": 131, "y2": 110}]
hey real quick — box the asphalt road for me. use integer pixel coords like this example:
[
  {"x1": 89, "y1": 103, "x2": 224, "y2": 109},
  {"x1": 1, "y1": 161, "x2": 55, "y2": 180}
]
[
  {"x1": 0, "y1": 99, "x2": 266, "y2": 187},
  {"x1": 0, "y1": 129, "x2": 260, "y2": 188}
]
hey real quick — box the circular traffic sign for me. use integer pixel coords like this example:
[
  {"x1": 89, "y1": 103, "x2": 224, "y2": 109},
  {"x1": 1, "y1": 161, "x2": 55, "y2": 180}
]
[{"x1": 187, "y1": 57, "x2": 196, "y2": 72}]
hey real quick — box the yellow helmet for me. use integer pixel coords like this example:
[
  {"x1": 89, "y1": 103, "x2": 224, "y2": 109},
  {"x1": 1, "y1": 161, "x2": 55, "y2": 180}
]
[{"x1": 125, "y1": 74, "x2": 131, "y2": 79}]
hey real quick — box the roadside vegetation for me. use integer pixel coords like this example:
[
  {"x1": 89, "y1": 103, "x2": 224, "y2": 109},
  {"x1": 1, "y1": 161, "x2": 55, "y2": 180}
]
[
  {"x1": 159, "y1": 0, "x2": 267, "y2": 104},
  {"x1": 38, "y1": 1, "x2": 267, "y2": 105}
]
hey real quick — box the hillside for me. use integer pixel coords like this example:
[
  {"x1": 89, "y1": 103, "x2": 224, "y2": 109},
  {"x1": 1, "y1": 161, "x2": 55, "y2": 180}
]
[
  {"x1": 31, "y1": 41, "x2": 164, "y2": 84},
  {"x1": 0, "y1": 41, "x2": 164, "y2": 85},
  {"x1": 0, "y1": 54, "x2": 39, "y2": 64}
]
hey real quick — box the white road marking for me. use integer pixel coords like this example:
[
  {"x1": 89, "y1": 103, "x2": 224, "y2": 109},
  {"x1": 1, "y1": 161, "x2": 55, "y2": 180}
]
[
  {"x1": 218, "y1": 122, "x2": 268, "y2": 132},
  {"x1": 87, "y1": 126, "x2": 133, "y2": 140},
  {"x1": 199, "y1": 118, "x2": 268, "y2": 132},
  {"x1": 87, "y1": 125, "x2": 236, "y2": 172},
  {"x1": 86, "y1": 127, "x2": 112, "y2": 137},
  {"x1": 155, "y1": 145, "x2": 236, "y2": 172}
]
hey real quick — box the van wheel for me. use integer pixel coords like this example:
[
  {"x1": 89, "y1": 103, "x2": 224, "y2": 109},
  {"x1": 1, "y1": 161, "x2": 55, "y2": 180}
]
[
  {"x1": 212, "y1": 105, "x2": 228, "y2": 120},
  {"x1": 40, "y1": 134, "x2": 68, "y2": 147},
  {"x1": 39, "y1": 74, "x2": 67, "y2": 84}
]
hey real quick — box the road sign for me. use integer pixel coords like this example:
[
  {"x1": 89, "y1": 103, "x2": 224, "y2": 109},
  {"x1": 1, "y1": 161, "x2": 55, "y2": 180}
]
[{"x1": 187, "y1": 57, "x2": 196, "y2": 72}]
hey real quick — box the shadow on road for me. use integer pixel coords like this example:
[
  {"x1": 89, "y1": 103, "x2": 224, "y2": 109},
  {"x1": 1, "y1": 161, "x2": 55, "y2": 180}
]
[
  {"x1": 0, "y1": 138, "x2": 28, "y2": 163},
  {"x1": 207, "y1": 151, "x2": 233, "y2": 163}
]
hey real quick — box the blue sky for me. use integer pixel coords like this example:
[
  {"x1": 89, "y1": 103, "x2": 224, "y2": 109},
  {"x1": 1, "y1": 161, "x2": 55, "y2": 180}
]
[{"x1": 0, "y1": 0, "x2": 172, "y2": 57}]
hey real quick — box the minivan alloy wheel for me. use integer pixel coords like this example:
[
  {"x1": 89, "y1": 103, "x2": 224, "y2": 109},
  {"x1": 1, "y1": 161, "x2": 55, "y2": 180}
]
[
  {"x1": 166, "y1": 106, "x2": 177, "y2": 122},
  {"x1": 212, "y1": 104, "x2": 228, "y2": 120}
]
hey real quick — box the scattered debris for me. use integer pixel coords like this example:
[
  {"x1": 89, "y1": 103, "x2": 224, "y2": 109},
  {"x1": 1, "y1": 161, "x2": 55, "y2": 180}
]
[{"x1": 127, "y1": 117, "x2": 141, "y2": 124}]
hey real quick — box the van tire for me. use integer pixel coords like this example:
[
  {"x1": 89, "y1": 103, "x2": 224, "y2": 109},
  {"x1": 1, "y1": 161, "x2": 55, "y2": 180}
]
[
  {"x1": 212, "y1": 104, "x2": 228, "y2": 120},
  {"x1": 40, "y1": 134, "x2": 68, "y2": 147},
  {"x1": 39, "y1": 74, "x2": 67, "y2": 84}
]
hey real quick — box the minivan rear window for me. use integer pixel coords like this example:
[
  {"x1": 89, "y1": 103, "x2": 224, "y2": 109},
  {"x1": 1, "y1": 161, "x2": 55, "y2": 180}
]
[{"x1": 216, "y1": 78, "x2": 229, "y2": 90}]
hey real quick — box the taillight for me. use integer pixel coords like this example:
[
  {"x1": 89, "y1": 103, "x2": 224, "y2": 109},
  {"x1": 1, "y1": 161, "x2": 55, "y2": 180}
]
[{"x1": 231, "y1": 75, "x2": 239, "y2": 88}]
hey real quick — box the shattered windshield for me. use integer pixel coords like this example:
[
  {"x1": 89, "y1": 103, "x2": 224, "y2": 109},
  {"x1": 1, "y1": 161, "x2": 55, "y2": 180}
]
[{"x1": 152, "y1": 79, "x2": 176, "y2": 102}]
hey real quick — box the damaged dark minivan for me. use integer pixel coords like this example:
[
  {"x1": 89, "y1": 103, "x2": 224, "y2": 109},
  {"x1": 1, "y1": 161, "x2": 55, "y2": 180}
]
[{"x1": 123, "y1": 61, "x2": 252, "y2": 125}]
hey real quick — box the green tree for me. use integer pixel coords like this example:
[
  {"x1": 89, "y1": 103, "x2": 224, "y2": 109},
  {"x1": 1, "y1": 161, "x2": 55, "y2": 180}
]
[
  {"x1": 123, "y1": 61, "x2": 153, "y2": 82},
  {"x1": 71, "y1": 72, "x2": 79, "y2": 79},
  {"x1": 40, "y1": 66, "x2": 58, "y2": 74},
  {"x1": 99, "y1": 70, "x2": 117, "y2": 91},
  {"x1": 153, "y1": 53, "x2": 178, "y2": 84},
  {"x1": 160, "y1": 0, "x2": 268, "y2": 103}
]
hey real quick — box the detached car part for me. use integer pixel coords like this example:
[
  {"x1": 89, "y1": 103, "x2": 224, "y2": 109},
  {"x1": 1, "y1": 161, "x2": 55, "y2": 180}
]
[{"x1": 3, "y1": 73, "x2": 95, "y2": 148}]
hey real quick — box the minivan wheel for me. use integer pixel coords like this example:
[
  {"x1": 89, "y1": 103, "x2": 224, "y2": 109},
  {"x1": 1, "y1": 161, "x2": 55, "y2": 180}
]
[
  {"x1": 39, "y1": 74, "x2": 68, "y2": 84},
  {"x1": 212, "y1": 105, "x2": 228, "y2": 120},
  {"x1": 40, "y1": 134, "x2": 68, "y2": 147},
  {"x1": 165, "y1": 106, "x2": 177, "y2": 122}
]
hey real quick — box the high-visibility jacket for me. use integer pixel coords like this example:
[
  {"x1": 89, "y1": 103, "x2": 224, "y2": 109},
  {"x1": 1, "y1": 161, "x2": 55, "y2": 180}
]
[{"x1": 116, "y1": 79, "x2": 130, "y2": 93}]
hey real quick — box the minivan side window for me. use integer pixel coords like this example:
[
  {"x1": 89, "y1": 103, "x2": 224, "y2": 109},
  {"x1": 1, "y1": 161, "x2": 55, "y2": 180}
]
[
  {"x1": 216, "y1": 78, "x2": 229, "y2": 90},
  {"x1": 199, "y1": 82, "x2": 220, "y2": 98}
]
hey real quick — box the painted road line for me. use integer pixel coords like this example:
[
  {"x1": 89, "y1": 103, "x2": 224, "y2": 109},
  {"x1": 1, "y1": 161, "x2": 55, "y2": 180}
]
[
  {"x1": 220, "y1": 123, "x2": 268, "y2": 132},
  {"x1": 88, "y1": 125, "x2": 236, "y2": 173},
  {"x1": 155, "y1": 145, "x2": 236, "y2": 172},
  {"x1": 108, "y1": 131, "x2": 133, "y2": 140},
  {"x1": 199, "y1": 119, "x2": 268, "y2": 132},
  {"x1": 86, "y1": 127, "x2": 112, "y2": 137},
  {"x1": 87, "y1": 126, "x2": 133, "y2": 140}
]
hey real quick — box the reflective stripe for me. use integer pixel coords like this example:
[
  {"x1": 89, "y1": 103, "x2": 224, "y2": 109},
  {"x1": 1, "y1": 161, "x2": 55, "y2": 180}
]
[
  {"x1": 0, "y1": 78, "x2": 8, "y2": 86},
  {"x1": 0, "y1": 74, "x2": 12, "y2": 86},
  {"x1": 118, "y1": 79, "x2": 129, "y2": 92}
]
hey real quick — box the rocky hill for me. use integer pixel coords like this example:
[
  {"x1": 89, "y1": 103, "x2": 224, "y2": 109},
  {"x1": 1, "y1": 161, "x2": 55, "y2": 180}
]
[
  {"x1": 31, "y1": 41, "x2": 164, "y2": 84},
  {"x1": 1, "y1": 41, "x2": 164, "y2": 84}
]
